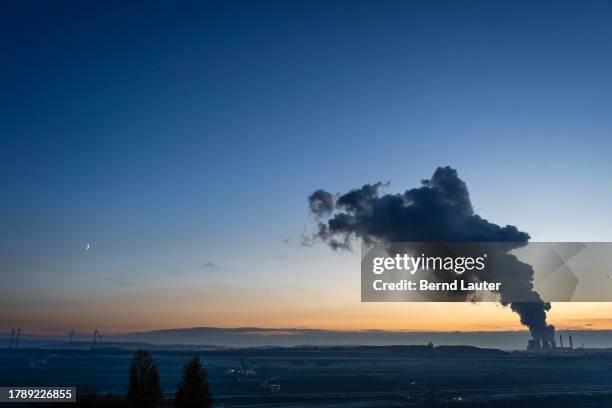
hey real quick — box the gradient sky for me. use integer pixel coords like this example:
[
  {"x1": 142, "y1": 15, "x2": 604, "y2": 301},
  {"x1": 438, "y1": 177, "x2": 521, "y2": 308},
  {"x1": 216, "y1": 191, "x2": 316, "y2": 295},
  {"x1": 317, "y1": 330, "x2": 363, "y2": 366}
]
[{"x1": 2, "y1": 1, "x2": 612, "y2": 334}]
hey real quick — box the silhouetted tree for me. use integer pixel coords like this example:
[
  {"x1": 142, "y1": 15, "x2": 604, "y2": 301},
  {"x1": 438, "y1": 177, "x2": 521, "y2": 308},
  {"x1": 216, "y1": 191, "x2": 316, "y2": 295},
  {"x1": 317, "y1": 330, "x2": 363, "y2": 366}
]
[
  {"x1": 175, "y1": 357, "x2": 214, "y2": 408},
  {"x1": 125, "y1": 350, "x2": 162, "y2": 407}
]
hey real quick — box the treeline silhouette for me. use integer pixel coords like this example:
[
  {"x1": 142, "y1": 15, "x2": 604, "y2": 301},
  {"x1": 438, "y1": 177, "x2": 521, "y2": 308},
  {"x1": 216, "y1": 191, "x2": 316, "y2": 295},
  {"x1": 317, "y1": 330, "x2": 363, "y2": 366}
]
[{"x1": 74, "y1": 350, "x2": 213, "y2": 407}]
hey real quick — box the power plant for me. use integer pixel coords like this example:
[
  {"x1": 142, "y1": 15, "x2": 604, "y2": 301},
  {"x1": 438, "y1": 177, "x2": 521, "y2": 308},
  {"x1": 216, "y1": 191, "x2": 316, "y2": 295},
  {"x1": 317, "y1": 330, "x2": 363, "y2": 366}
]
[
  {"x1": 527, "y1": 334, "x2": 576, "y2": 353},
  {"x1": 527, "y1": 338, "x2": 556, "y2": 352}
]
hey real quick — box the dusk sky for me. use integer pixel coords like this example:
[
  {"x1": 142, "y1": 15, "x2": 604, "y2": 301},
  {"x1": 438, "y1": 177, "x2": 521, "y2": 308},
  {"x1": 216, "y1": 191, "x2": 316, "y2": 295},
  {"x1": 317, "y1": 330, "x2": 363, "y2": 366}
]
[{"x1": 2, "y1": 1, "x2": 612, "y2": 334}]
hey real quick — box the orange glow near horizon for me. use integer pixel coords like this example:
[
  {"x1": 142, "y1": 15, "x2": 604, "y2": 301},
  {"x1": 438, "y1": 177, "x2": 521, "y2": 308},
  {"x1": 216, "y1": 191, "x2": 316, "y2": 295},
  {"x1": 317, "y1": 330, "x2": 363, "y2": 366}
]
[
  {"x1": 6, "y1": 300, "x2": 612, "y2": 336},
  {"x1": 4, "y1": 264, "x2": 612, "y2": 335}
]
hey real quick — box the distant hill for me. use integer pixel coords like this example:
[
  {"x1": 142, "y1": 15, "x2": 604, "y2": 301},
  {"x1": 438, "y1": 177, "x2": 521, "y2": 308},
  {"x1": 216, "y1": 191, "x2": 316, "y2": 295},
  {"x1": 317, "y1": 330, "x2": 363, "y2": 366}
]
[
  {"x1": 4, "y1": 328, "x2": 612, "y2": 350},
  {"x1": 107, "y1": 328, "x2": 612, "y2": 350},
  {"x1": 0, "y1": 335, "x2": 224, "y2": 351}
]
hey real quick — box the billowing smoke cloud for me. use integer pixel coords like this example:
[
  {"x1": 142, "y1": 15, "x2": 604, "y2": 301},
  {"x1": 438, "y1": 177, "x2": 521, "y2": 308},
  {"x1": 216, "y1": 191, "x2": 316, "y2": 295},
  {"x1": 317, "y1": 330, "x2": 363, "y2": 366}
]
[
  {"x1": 308, "y1": 189, "x2": 335, "y2": 217},
  {"x1": 308, "y1": 166, "x2": 554, "y2": 342}
]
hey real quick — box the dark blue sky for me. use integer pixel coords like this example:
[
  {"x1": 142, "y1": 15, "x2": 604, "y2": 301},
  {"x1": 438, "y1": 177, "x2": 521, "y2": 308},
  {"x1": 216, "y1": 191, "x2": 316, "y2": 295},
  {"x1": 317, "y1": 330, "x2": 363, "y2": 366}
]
[{"x1": 2, "y1": 1, "x2": 612, "y2": 332}]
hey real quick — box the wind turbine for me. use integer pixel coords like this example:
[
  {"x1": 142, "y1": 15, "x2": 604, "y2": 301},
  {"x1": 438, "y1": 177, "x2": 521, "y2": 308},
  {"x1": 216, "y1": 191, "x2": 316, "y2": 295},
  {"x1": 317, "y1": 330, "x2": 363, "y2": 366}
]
[
  {"x1": 14, "y1": 327, "x2": 22, "y2": 349},
  {"x1": 8, "y1": 328, "x2": 15, "y2": 349}
]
